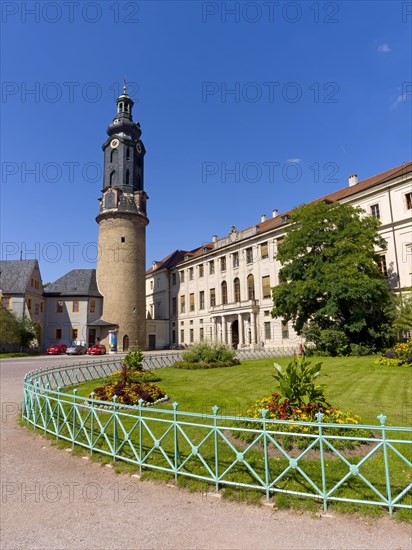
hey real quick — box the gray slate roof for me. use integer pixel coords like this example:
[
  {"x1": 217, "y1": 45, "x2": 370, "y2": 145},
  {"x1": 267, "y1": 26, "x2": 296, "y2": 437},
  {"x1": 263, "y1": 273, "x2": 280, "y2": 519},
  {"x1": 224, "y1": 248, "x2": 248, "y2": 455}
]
[
  {"x1": 44, "y1": 269, "x2": 102, "y2": 297},
  {"x1": 0, "y1": 260, "x2": 39, "y2": 295}
]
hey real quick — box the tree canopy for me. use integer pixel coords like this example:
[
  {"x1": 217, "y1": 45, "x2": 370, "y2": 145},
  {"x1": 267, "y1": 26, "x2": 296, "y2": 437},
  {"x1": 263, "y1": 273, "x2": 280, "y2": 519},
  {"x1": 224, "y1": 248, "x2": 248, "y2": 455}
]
[{"x1": 271, "y1": 201, "x2": 396, "y2": 354}]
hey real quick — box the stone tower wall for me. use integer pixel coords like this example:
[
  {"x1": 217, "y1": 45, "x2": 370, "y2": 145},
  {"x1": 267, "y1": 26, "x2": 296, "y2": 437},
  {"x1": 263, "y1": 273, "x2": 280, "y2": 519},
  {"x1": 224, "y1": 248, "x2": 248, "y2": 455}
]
[{"x1": 96, "y1": 212, "x2": 147, "y2": 351}]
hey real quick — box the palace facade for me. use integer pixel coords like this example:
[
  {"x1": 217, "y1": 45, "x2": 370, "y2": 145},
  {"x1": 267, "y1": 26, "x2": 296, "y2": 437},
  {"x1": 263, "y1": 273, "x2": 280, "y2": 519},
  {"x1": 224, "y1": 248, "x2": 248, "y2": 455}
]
[{"x1": 145, "y1": 163, "x2": 412, "y2": 350}]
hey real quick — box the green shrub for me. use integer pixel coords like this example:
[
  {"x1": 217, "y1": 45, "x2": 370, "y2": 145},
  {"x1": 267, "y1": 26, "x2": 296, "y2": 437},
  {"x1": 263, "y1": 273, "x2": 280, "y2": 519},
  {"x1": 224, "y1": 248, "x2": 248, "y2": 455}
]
[
  {"x1": 273, "y1": 355, "x2": 327, "y2": 407},
  {"x1": 181, "y1": 342, "x2": 237, "y2": 364}
]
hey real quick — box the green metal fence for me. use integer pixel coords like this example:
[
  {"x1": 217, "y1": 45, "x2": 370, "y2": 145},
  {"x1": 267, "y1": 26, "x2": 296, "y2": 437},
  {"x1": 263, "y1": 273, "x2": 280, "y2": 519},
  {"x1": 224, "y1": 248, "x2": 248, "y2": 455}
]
[{"x1": 22, "y1": 357, "x2": 411, "y2": 515}]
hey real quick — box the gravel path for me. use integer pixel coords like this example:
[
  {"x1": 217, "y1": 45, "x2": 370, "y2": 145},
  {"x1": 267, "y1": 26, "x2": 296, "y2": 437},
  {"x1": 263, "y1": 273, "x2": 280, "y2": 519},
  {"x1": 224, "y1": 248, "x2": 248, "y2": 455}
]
[{"x1": 1, "y1": 356, "x2": 411, "y2": 550}]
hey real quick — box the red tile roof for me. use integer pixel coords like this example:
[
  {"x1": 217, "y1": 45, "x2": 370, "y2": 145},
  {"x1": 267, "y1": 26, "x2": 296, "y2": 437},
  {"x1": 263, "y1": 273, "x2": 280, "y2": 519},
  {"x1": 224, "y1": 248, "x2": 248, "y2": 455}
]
[{"x1": 147, "y1": 162, "x2": 412, "y2": 273}]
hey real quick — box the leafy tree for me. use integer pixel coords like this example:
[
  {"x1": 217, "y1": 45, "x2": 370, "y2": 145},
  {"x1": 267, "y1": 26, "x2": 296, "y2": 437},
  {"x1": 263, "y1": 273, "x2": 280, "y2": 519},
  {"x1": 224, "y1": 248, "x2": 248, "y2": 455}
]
[
  {"x1": 0, "y1": 306, "x2": 19, "y2": 345},
  {"x1": 15, "y1": 315, "x2": 37, "y2": 349},
  {"x1": 272, "y1": 202, "x2": 396, "y2": 354}
]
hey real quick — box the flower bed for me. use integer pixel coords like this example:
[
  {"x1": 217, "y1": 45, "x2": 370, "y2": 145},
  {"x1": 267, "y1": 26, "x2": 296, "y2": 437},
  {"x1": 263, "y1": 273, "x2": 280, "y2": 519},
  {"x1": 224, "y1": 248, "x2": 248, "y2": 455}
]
[
  {"x1": 237, "y1": 394, "x2": 370, "y2": 450},
  {"x1": 375, "y1": 341, "x2": 412, "y2": 367},
  {"x1": 92, "y1": 379, "x2": 167, "y2": 406}
]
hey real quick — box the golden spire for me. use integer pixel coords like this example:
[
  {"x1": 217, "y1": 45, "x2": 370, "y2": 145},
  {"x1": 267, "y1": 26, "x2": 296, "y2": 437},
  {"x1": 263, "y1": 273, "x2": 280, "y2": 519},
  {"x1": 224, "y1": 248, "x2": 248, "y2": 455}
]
[{"x1": 123, "y1": 77, "x2": 127, "y2": 94}]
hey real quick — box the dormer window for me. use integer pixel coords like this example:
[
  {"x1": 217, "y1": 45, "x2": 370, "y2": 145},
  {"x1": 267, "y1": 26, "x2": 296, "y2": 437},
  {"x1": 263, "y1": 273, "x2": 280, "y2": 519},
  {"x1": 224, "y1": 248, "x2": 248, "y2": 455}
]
[{"x1": 281, "y1": 215, "x2": 289, "y2": 224}]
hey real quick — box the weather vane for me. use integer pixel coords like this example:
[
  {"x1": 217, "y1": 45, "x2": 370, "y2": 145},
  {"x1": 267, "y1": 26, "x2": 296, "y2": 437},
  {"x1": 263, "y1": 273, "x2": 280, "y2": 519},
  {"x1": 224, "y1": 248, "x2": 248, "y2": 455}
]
[{"x1": 123, "y1": 76, "x2": 127, "y2": 94}]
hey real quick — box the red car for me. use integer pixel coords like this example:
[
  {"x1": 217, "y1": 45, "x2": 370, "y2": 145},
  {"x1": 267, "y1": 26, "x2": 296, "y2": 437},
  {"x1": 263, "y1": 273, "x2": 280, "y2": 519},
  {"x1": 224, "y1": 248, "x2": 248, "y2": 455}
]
[
  {"x1": 87, "y1": 344, "x2": 106, "y2": 355},
  {"x1": 46, "y1": 344, "x2": 67, "y2": 355}
]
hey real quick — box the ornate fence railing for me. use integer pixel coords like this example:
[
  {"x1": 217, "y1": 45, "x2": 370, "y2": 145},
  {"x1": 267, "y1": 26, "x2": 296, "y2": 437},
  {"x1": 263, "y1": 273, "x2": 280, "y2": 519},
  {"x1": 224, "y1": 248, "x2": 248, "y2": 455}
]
[{"x1": 22, "y1": 356, "x2": 411, "y2": 515}]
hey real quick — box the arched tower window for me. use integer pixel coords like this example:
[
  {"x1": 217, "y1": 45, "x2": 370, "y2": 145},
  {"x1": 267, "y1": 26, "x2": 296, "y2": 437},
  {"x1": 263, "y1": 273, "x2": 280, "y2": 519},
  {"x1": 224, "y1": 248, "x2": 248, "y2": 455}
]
[
  {"x1": 110, "y1": 148, "x2": 118, "y2": 163},
  {"x1": 110, "y1": 171, "x2": 117, "y2": 187},
  {"x1": 234, "y1": 278, "x2": 241, "y2": 302},
  {"x1": 125, "y1": 170, "x2": 130, "y2": 186},
  {"x1": 247, "y1": 274, "x2": 255, "y2": 300},
  {"x1": 221, "y1": 281, "x2": 228, "y2": 305},
  {"x1": 126, "y1": 147, "x2": 130, "y2": 160}
]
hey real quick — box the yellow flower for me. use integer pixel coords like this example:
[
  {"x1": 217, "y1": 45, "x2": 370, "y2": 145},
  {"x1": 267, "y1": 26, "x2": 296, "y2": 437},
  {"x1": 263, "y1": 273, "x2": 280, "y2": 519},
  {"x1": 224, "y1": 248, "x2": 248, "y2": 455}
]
[
  {"x1": 336, "y1": 419, "x2": 344, "y2": 424},
  {"x1": 295, "y1": 409, "x2": 302, "y2": 413},
  {"x1": 303, "y1": 427, "x2": 309, "y2": 432}
]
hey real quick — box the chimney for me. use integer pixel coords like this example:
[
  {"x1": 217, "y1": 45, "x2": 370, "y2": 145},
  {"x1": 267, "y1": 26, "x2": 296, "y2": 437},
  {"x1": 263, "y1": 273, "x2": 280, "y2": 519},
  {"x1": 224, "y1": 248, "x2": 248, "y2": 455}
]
[
  {"x1": 212, "y1": 235, "x2": 218, "y2": 243},
  {"x1": 272, "y1": 209, "x2": 278, "y2": 218},
  {"x1": 261, "y1": 214, "x2": 266, "y2": 222},
  {"x1": 348, "y1": 174, "x2": 358, "y2": 187},
  {"x1": 152, "y1": 261, "x2": 158, "y2": 270}
]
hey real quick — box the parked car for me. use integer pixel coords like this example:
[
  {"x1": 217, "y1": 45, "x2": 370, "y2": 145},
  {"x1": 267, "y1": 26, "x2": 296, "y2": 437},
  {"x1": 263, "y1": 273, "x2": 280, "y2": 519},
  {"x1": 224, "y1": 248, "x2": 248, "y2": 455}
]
[
  {"x1": 46, "y1": 344, "x2": 67, "y2": 355},
  {"x1": 87, "y1": 344, "x2": 106, "y2": 355},
  {"x1": 66, "y1": 345, "x2": 87, "y2": 355}
]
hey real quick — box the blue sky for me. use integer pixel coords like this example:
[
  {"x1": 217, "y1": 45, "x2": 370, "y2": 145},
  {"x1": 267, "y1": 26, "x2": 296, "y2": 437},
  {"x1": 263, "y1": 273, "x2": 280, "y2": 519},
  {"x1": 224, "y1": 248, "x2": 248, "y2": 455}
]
[{"x1": 1, "y1": 0, "x2": 411, "y2": 283}]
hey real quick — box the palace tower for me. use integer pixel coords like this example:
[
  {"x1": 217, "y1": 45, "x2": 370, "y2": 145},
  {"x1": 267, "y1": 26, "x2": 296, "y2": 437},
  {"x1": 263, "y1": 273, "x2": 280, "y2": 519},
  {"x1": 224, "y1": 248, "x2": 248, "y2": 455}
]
[{"x1": 96, "y1": 86, "x2": 148, "y2": 351}]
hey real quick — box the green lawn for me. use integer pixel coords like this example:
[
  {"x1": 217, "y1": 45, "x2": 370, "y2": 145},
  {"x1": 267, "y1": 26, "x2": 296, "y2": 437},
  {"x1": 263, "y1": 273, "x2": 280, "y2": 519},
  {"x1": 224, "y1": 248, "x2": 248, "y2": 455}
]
[
  {"x1": 72, "y1": 355, "x2": 412, "y2": 425},
  {"x1": 1, "y1": 351, "x2": 40, "y2": 359},
  {"x1": 26, "y1": 355, "x2": 412, "y2": 519}
]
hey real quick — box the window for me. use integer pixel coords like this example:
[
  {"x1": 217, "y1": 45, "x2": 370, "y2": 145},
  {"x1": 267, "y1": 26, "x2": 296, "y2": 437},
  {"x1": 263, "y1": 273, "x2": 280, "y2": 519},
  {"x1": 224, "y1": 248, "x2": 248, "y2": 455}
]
[
  {"x1": 189, "y1": 268, "x2": 194, "y2": 280},
  {"x1": 190, "y1": 329, "x2": 194, "y2": 343},
  {"x1": 260, "y1": 242, "x2": 268, "y2": 259},
  {"x1": 232, "y1": 252, "x2": 239, "y2": 268},
  {"x1": 199, "y1": 264, "x2": 204, "y2": 277},
  {"x1": 172, "y1": 273, "x2": 177, "y2": 285},
  {"x1": 126, "y1": 147, "x2": 130, "y2": 160},
  {"x1": 190, "y1": 293, "x2": 195, "y2": 312},
  {"x1": 199, "y1": 291, "x2": 205, "y2": 310},
  {"x1": 89, "y1": 299, "x2": 96, "y2": 314},
  {"x1": 34, "y1": 303, "x2": 40, "y2": 315},
  {"x1": 40, "y1": 302, "x2": 44, "y2": 313},
  {"x1": 110, "y1": 148, "x2": 118, "y2": 163},
  {"x1": 262, "y1": 276, "x2": 271, "y2": 299},
  {"x1": 56, "y1": 300, "x2": 63, "y2": 313},
  {"x1": 180, "y1": 295, "x2": 186, "y2": 313},
  {"x1": 246, "y1": 247, "x2": 253, "y2": 264},
  {"x1": 234, "y1": 278, "x2": 241, "y2": 302},
  {"x1": 221, "y1": 281, "x2": 228, "y2": 304},
  {"x1": 370, "y1": 204, "x2": 380, "y2": 219},
  {"x1": 55, "y1": 328, "x2": 62, "y2": 340},
  {"x1": 34, "y1": 280, "x2": 40, "y2": 290},
  {"x1": 179, "y1": 271, "x2": 185, "y2": 283},
  {"x1": 281, "y1": 320, "x2": 289, "y2": 339},
  {"x1": 71, "y1": 328, "x2": 79, "y2": 341},
  {"x1": 72, "y1": 300, "x2": 80, "y2": 313},
  {"x1": 172, "y1": 297, "x2": 177, "y2": 315},
  {"x1": 200, "y1": 327, "x2": 204, "y2": 341},
  {"x1": 220, "y1": 256, "x2": 226, "y2": 272},
  {"x1": 379, "y1": 255, "x2": 388, "y2": 277},
  {"x1": 172, "y1": 330, "x2": 176, "y2": 344},
  {"x1": 210, "y1": 288, "x2": 216, "y2": 307},
  {"x1": 247, "y1": 274, "x2": 255, "y2": 300},
  {"x1": 121, "y1": 236, "x2": 126, "y2": 243},
  {"x1": 209, "y1": 261, "x2": 215, "y2": 275},
  {"x1": 27, "y1": 298, "x2": 32, "y2": 311},
  {"x1": 31, "y1": 278, "x2": 34, "y2": 288},
  {"x1": 264, "y1": 322, "x2": 271, "y2": 340},
  {"x1": 150, "y1": 280, "x2": 154, "y2": 290},
  {"x1": 264, "y1": 310, "x2": 270, "y2": 316},
  {"x1": 406, "y1": 192, "x2": 412, "y2": 210},
  {"x1": 180, "y1": 329, "x2": 184, "y2": 342}
]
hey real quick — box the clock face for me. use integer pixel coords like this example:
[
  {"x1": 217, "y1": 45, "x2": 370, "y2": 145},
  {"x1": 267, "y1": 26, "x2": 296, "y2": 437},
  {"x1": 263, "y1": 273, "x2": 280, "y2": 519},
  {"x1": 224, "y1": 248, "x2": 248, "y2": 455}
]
[
  {"x1": 110, "y1": 139, "x2": 119, "y2": 149},
  {"x1": 136, "y1": 142, "x2": 143, "y2": 154}
]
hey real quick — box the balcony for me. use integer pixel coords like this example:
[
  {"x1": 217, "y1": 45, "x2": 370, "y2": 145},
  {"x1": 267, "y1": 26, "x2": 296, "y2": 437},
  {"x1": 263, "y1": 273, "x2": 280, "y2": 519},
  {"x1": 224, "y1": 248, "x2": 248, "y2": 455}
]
[{"x1": 210, "y1": 299, "x2": 259, "y2": 314}]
